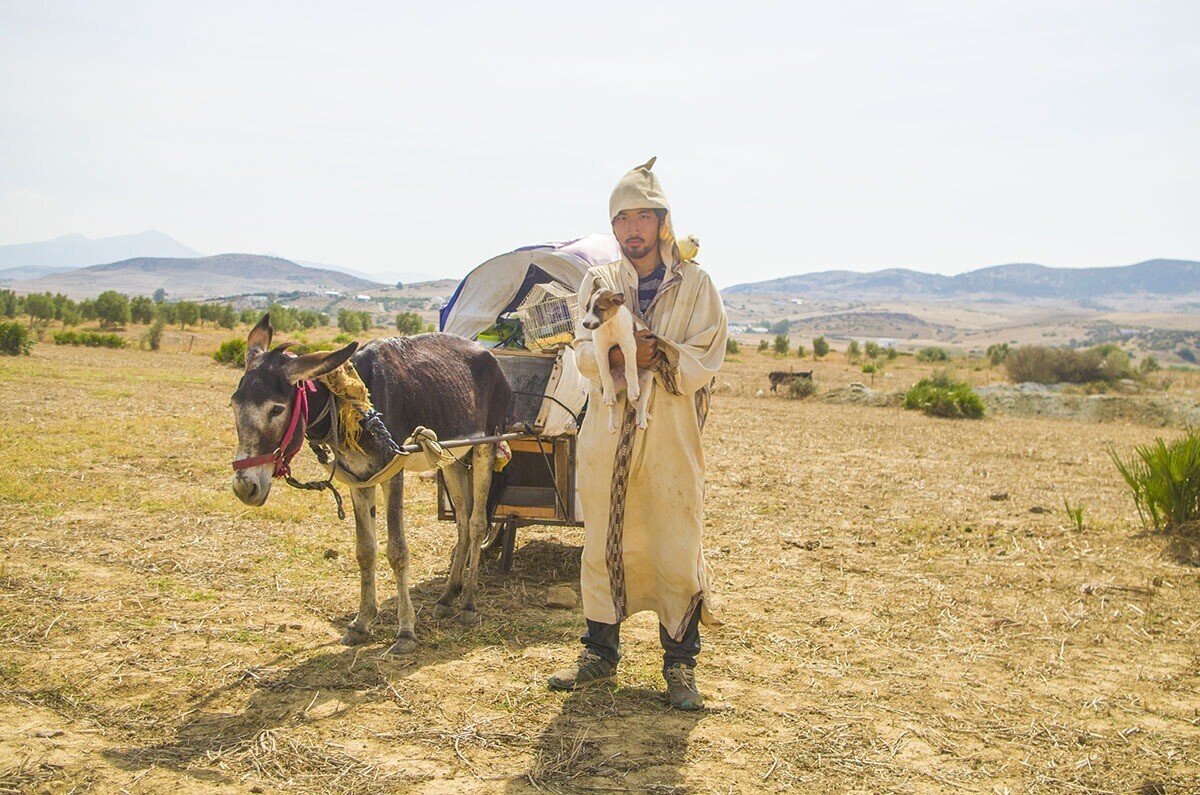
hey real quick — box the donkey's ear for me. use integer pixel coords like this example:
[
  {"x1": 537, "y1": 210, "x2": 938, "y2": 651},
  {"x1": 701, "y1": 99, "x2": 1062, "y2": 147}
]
[
  {"x1": 246, "y1": 314, "x2": 273, "y2": 370},
  {"x1": 283, "y1": 342, "x2": 359, "y2": 384}
]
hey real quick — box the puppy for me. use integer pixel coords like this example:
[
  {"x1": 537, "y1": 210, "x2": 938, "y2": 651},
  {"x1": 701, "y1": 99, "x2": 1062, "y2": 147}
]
[{"x1": 581, "y1": 286, "x2": 655, "y2": 431}]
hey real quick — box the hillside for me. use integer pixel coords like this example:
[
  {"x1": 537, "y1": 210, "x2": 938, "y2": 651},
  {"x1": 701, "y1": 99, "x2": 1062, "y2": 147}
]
[
  {"x1": 726, "y1": 259, "x2": 1200, "y2": 300},
  {"x1": 0, "y1": 230, "x2": 199, "y2": 278},
  {"x1": 12, "y1": 253, "x2": 382, "y2": 299}
]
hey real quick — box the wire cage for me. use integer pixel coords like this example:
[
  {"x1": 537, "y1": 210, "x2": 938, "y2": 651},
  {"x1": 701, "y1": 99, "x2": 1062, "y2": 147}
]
[{"x1": 517, "y1": 282, "x2": 579, "y2": 352}]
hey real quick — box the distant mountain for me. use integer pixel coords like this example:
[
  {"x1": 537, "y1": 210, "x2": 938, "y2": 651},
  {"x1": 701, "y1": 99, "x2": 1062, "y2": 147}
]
[
  {"x1": 296, "y1": 260, "x2": 438, "y2": 286},
  {"x1": 0, "y1": 231, "x2": 200, "y2": 278},
  {"x1": 13, "y1": 253, "x2": 383, "y2": 299},
  {"x1": 724, "y1": 259, "x2": 1200, "y2": 300}
]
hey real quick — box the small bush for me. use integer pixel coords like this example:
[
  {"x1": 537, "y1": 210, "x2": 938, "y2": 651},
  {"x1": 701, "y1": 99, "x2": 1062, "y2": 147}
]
[
  {"x1": 290, "y1": 341, "x2": 336, "y2": 354},
  {"x1": 52, "y1": 330, "x2": 126, "y2": 348},
  {"x1": 213, "y1": 338, "x2": 247, "y2": 367},
  {"x1": 1006, "y1": 345, "x2": 1136, "y2": 384},
  {"x1": 147, "y1": 317, "x2": 166, "y2": 351},
  {"x1": 0, "y1": 321, "x2": 33, "y2": 356},
  {"x1": 1110, "y1": 431, "x2": 1200, "y2": 532},
  {"x1": 725, "y1": 338, "x2": 739, "y2": 355},
  {"x1": 773, "y1": 334, "x2": 790, "y2": 356},
  {"x1": 987, "y1": 343, "x2": 1010, "y2": 366},
  {"x1": 916, "y1": 346, "x2": 950, "y2": 363},
  {"x1": 904, "y1": 372, "x2": 985, "y2": 419},
  {"x1": 757, "y1": 340, "x2": 769, "y2": 353},
  {"x1": 812, "y1": 336, "x2": 830, "y2": 359},
  {"x1": 333, "y1": 332, "x2": 355, "y2": 344},
  {"x1": 787, "y1": 377, "x2": 816, "y2": 399}
]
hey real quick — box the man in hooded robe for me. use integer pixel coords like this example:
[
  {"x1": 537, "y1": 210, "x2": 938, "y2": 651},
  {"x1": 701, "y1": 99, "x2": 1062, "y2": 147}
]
[{"x1": 547, "y1": 158, "x2": 728, "y2": 710}]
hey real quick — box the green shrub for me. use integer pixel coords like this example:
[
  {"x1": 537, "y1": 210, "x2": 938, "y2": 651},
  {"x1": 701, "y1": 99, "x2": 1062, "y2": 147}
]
[
  {"x1": 787, "y1": 377, "x2": 816, "y2": 399},
  {"x1": 333, "y1": 332, "x2": 355, "y2": 344},
  {"x1": 1139, "y1": 355, "x2": 1161, "y2": 374},
  {"x1": 0, "y1": 321, "x2": 33, "y2": 355},
  {"x1": 757, "y1": 339, "x2": 769, "y2": 353},
  {"x1": 1005, "y1": 345, "x2": 1137, "y2": 384},
  {"x1": 812, "y1": 336, "x2": 829, "y2": 359},
  {"x1": 52, "y1": 330, "x2": 126, "y2": 348},
  {"x1": 845, "y1": 340, "x2": 861, "y2": 363},
  {"x1": 147, "y1": 317, "x2": 165, "y2": 351},
  {"x1": 904, "y1": 372, "x2": 985, "y2": 419},
  {"x1": 290, "y1": 341, "x2": 335, "y2": 354},
  {"x1": 916, "y1": 346, "x2": 950, "y2": 362},
  {"x1": 396, "y1": 311, "x2": 423, "y2": 335},
  {"x1": 213, "y1": 338, "x2": 247, "y2": 367},
  {"x1": 773, "y1": 334, "x2": 790, "y2": 356},
  {"x1": 725, "y1": 338, "x2": 739, "y2": 355},
  {"x1": 1110, "y1": 431, "x2": 1200, "y2": 532}
]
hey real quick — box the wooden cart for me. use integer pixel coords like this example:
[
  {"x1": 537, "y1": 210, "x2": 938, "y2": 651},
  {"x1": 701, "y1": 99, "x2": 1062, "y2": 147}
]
[{"x1": 436, "y1": 348, "x2": 584, "y2": 573}]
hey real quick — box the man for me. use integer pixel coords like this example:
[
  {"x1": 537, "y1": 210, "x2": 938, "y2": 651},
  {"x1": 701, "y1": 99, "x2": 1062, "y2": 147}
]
[{"x1": 548, "y1": 157, "x2": 728, "y2": 710}]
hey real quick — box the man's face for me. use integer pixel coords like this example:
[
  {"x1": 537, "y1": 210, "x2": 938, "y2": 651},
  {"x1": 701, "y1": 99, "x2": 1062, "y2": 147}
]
[{"x1": 612, "y1": 208, "x2": 661, "y2": 261}]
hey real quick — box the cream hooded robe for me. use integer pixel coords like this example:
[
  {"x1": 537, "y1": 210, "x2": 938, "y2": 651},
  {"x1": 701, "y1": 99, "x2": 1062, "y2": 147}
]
[{"x1": 573, "y1": 158, "x2": 729, "y2": 640}]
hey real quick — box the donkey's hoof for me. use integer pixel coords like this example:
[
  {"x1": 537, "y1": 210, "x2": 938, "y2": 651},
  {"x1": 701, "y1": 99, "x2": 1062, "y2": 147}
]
[
  {"x1": 384, "y1": 634, "x2": 418, "y2": 656},
  {"x1": 457, "y1": 609, "x2": 480, "y2": 626},
  {"x1": 431, "y1": 603, "x2": 457, "y2": 619},
  {"x1": 340, "y1": 626, "x2": 371, "y2": 646}
]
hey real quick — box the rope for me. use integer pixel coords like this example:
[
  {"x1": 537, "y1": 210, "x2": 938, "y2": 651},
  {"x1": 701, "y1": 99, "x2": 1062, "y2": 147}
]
[
  {"x1": 509, "y1": 389, "x2": 584, "y2": 430},
  {"x1": 283, "y1": 388, "x2": 347, "y2": 519}
]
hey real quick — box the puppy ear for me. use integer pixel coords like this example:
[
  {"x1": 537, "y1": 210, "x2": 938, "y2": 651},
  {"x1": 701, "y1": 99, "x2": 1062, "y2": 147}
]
[
  {"x1": 610, "y1": 292, "x2": 626, "y2": 306},
  {"x1": 246, "y1": 314, "x2": 273, "y2": 370},
  {"x1": 581, "y1": 277, "x2": 601, "y2": 310},
  {"x1": 282, "y1": 342, "x2": 358, "y2": 384}
]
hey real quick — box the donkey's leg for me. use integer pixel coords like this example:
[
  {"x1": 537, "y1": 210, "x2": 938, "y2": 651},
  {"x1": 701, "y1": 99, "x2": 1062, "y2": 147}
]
[
  {"x1": 341, "y1": 485, "x2": 378, "y2": 646},
  {"x1": 433, "y1": 461, "x2": 473, "y2": 618},
  {"x1": 458, "y1": 443, "x2": 496, "y2": 625},
  {"x1": 383, "y1": 472, "x2": 418, "y2": 655}
]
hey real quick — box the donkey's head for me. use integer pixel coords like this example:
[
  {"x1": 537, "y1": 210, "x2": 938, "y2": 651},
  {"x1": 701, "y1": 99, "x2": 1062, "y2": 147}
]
[{"x1": 230, "y1": 314, "x2": 357, "y2": 506}]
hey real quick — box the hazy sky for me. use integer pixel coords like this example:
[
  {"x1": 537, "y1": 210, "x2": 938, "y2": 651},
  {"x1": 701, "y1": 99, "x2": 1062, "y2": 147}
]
[{"x1": 1, "y1": 1, "x2": 1196, "y2": 286}]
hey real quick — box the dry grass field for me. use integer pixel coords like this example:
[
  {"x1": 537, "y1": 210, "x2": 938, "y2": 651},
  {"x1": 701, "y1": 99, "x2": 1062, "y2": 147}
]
[{"x1": 2, "y1": 330, "x2": 1199, "y2": 794}]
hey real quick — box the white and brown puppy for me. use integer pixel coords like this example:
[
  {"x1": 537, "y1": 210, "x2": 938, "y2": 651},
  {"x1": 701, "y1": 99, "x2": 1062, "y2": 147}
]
[{"x1": 581, "y1": 286, "x2": 655, "y2": 431}]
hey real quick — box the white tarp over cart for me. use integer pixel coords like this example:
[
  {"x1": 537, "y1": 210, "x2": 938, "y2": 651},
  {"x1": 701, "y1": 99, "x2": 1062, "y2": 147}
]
[{"x1": 439, "y1": 234, "x2": 621, "y2": 437}]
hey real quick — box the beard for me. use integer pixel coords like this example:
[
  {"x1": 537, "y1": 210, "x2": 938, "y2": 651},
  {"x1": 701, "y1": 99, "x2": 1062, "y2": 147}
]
[{"x1": 620, "y1": 239, "x2": 656, "y2": 260}]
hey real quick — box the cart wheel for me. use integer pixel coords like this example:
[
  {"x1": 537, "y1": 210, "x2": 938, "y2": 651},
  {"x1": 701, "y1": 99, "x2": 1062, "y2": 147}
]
[{"x1": 500, "y1": 519, "x2": 517, "y2": 574}]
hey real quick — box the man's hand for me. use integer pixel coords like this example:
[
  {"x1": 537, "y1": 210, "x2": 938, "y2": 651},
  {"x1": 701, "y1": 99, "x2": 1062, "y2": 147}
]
[{"x1": 608, "y1": 329, "x2": 658, "y2": 371}]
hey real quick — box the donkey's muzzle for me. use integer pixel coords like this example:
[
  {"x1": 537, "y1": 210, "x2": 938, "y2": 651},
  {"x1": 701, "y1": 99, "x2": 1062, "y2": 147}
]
[{"x1": 232, "y1": 472, "x2": 270, "y2": 506}]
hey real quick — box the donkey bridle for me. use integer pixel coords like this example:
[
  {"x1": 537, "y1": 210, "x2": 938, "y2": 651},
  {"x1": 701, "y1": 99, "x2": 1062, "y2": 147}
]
[{"x1": 230, "y1": 380, "x2": 316, "y2": 479}]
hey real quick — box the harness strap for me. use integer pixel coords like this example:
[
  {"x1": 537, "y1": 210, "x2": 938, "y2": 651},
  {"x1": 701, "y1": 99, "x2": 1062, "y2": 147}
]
[{"x1": 230, "y1": 379, "x2": 315, "y2": 477}]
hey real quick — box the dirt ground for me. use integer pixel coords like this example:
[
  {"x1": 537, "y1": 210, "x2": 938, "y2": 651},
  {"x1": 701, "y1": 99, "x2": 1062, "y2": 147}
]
[{"x1": 1, "y1": 336, "x2": 1198, "y2": 794}]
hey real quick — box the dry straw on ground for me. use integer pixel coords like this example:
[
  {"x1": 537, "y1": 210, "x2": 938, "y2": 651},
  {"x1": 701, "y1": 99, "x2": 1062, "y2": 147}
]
[{"x1": 1, "y1": 339, "x2": 1198, "y2": 793}]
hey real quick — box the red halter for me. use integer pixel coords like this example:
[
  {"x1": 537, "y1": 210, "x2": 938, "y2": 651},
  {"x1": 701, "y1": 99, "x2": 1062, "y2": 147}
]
[{"x1": 231, "y1": 380, "x2": 316, "y2": 478}]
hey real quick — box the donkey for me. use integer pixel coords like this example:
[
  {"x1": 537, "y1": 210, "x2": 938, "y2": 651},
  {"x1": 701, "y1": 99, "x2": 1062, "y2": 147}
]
[{"x1": 229, "y1": 315, "x2": 512, "y2": 655}]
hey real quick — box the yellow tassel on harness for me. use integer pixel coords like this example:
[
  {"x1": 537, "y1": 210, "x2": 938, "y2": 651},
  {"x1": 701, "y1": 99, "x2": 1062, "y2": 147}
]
[{"x1": 317, "y1": 362, "x2": 374, "y2": 455}]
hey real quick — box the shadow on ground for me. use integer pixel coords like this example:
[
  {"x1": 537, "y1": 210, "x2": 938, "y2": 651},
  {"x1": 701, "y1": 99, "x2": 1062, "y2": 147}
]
[
  {"x1": 505, "y1": 684, "x2": 707, "y2": 794},
  {"x1": 103, "y1": 537, "x2": 585, "y2": 784}
]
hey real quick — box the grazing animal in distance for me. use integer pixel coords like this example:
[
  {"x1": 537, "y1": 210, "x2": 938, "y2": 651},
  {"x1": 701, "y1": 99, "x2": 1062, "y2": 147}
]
[
  {"x1": 769, "y1": 370, "x2": 813, "y2": 392},
  {"x1": 229, "y1": 315, "x2": 511, "y2": 655}
]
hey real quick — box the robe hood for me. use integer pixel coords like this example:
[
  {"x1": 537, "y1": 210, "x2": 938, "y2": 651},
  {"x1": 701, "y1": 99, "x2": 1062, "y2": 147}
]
[{"x1": 609, "y1": 156, "x2": 697, "y2": 268}]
